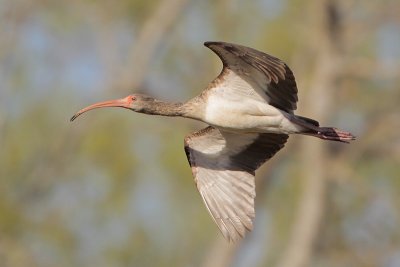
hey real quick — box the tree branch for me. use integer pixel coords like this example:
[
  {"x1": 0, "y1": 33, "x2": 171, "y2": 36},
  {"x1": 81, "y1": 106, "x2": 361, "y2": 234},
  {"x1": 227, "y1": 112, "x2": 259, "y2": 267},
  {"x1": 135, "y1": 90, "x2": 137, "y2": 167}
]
[
  {"x1": 117, "y1": 0, "x2": 189, "y2": 92},
  {"x1": 275, "y1": 1, "x2": 345, "y2": 267}
]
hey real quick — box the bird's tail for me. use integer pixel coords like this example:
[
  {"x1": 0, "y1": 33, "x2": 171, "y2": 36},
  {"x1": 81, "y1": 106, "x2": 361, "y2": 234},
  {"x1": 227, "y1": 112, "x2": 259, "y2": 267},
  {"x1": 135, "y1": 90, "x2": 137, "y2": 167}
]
[
  {"x1": 293, "y1": 115, "x2": 356, "y2": 143},
  {"x1": 302, "y1": 127, "x2": 356, "y2": 143}
]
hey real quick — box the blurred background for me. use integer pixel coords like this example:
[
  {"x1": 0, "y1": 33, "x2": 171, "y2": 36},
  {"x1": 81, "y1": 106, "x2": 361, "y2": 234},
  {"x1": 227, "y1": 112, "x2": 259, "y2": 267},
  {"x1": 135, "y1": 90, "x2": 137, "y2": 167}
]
[{"x1": 1, "y1": 0, "x2": 400, "y2": 266}]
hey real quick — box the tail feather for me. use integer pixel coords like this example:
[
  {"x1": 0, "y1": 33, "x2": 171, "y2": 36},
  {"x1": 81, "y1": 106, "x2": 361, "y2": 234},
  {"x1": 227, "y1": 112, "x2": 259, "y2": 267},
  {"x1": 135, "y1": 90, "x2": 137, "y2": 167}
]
[
  {"x1": 303, "y1": 127, "x2": 356, "y2": 143},
  {"x1": 291, "y1": 115, "x2": 355, "y2": 143},
  {"x1": 296, "y1": 115, "x2": 319, "y2": 127}
]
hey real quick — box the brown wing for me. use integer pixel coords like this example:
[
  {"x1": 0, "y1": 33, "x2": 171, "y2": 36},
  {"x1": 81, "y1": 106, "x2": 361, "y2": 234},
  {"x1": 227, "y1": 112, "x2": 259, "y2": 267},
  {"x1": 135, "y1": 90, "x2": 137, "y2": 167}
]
[
  {"x1": 205, "y1": 41, "x2": 298, "y2": 113},
  {"x1": 184, "y1": 126, "x2": 288, "y2": 241}
]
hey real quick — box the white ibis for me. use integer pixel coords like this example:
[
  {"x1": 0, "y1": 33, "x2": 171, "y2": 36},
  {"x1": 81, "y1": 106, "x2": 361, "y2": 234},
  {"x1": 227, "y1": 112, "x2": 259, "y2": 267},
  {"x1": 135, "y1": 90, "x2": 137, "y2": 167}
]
[{"x1": 71, "y1": 41, "x2": 355, "y2": 241}]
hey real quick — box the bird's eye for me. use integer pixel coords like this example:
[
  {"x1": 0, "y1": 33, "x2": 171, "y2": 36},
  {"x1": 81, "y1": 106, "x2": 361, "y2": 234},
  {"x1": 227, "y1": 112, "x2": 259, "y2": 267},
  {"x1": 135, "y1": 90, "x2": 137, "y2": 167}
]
[{"x1": 131, "y1": 96, "x2": 136, "y2": 101}]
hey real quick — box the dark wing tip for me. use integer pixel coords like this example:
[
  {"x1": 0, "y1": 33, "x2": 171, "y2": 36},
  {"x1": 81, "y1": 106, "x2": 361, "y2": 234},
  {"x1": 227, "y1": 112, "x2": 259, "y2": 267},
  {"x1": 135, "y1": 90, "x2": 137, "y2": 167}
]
[
  {"x1": 204, "y1": 41, "x2": 220, "y2": 47},
  {"x1": 204, "y1": 41, "x2": 232, "y2": 49}
]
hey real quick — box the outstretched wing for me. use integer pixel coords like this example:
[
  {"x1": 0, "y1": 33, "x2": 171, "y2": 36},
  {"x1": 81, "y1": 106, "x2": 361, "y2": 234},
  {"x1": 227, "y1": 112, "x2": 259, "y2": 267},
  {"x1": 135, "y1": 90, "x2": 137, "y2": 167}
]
[
  {"x1": 184, "y1": 126, "x2": 288, "y2": 241},
  {"x1": 205, "y1": 41, "x2": 298, "y2": 113}
]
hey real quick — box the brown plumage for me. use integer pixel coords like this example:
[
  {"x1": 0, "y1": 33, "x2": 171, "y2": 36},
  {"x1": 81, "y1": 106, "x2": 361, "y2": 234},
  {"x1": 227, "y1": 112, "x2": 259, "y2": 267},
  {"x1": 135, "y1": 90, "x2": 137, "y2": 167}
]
[{"x1": 71, "y1": 41, "x2": 355, "y2": 241}]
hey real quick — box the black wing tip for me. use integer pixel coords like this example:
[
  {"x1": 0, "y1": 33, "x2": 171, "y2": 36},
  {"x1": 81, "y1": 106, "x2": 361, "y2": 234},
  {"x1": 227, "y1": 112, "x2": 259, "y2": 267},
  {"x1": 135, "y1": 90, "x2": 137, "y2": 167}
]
[
  {"x1": 204, "y1": 41, "x2": 234, "y2": 49},
  {"x1": 204, "y1": 41, "x2": 221, "y2": 47}
]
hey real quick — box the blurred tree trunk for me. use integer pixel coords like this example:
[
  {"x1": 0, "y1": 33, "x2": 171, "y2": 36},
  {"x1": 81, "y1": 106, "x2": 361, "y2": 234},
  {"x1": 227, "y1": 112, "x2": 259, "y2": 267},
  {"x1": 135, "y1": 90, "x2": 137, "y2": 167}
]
[
  {"x1": 117, "y1": 0, "x2": 189, "y2": 92},
  {"x1": 276, "y1": 1, "x2": 344, "y2": 267}
]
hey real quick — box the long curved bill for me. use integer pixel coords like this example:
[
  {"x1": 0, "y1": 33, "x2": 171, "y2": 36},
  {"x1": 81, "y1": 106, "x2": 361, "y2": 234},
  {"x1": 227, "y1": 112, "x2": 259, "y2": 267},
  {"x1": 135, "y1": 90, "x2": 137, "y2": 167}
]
[{"x1": 70, "y1": 97, "x2": 130, "y2": 122}]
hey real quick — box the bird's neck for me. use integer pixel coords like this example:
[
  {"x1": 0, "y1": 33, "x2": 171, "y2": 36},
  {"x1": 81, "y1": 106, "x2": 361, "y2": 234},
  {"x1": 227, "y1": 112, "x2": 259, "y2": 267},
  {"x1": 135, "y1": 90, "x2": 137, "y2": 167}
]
[{"x1": 141, "y1": 99, "x2": 185, "y2": 117}]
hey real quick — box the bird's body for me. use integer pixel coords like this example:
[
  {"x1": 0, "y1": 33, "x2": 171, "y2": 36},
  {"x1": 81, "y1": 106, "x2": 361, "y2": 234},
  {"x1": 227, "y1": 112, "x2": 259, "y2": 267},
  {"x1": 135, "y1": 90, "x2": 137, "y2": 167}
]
[
  {"x1": 182, "y1": 68, "x2": 303, "y2": 134},
  {"x1": 202, "y1": 92, "x2": 299, "y2": 133},
  {"x1": 71, "y1": 41, "x2": 355, "y2": 241}
]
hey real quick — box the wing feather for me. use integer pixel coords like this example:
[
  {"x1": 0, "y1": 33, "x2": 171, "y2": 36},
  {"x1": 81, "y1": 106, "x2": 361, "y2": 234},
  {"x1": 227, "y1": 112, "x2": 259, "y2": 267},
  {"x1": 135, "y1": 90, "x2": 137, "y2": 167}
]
[
  {"x1": 204, "y1": 41, "x2": 298, "y2": 113},
  {"x1": 184, "y1": 126, "x2": 288, "y2": 241}
]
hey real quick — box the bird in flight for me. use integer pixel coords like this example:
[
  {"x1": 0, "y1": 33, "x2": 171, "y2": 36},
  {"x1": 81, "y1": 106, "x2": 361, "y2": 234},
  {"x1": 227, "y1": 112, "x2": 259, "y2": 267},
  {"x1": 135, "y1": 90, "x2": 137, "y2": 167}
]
[{"x1": 71, "y1": 41, "x2": 355, "y2": 241}]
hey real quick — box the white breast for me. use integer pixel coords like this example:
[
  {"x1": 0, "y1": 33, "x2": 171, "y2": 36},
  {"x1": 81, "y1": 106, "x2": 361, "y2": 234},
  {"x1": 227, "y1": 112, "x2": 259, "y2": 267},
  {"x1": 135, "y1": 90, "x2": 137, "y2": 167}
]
[{"x1": 204, "y1": 88, "x2": 284, "y2": 132}]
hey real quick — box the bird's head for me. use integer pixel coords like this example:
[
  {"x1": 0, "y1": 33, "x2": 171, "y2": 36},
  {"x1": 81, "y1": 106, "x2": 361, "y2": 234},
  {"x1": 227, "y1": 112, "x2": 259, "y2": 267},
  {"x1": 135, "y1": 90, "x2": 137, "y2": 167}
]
[{"x1": 70, "y1": 93, "x2": 155, "y2": 121}]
